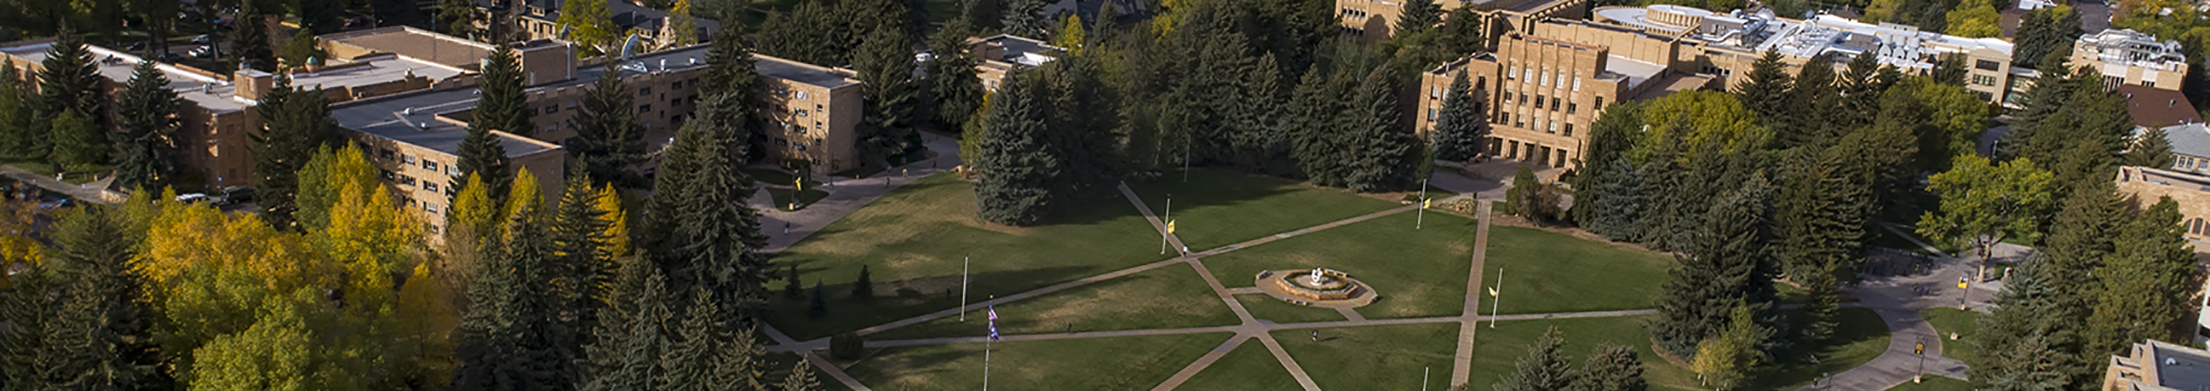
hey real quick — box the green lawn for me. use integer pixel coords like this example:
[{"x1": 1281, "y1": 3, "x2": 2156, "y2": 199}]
[
  {"x1": 1885, "y1": 375, "x2": 1972, "y2": 391},
  {"x1": 869, "y1": 263, "x2": 1240, "y2": 340},
  {"x1": 768, "y1": 173, "x2": 1167, "y2": 340},
  {"x1": 1481, "y1": 226, "x2": 1674, "y2": 314},
  {"x1": 1271, "y1": 323, "x2": 1459, "y2": 391},
  {"x1": 842, "y1": 332, "x2": 1233, "y2": 391},
  {"x1": 1235, "y1": 294, "x2": 1346, "y2": 324},
  {"x1": 1174, "y1": 337, "x2": 1304, "y2": 390},
  {"x1": 1202, "y1": 211, "x2": 1476, "y2": 319},
  {"x1": 1753, "y1": 307, "x2": 1894, "y2": 389},
  {"x1": 1921, "y1": 308, "x2": 1983, "y2": 364},
  {"x1": 1464, "y1": 316, "x2": 1702, "y2": 391},
  {"x1": 1127, "y1": 168, "x2": 1401, "y2": 251}
]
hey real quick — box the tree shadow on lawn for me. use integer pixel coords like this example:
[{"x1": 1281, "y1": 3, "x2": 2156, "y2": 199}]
[
  {"x1": 1124, "y1": 168, "x2": 1308, "y2": 214},
  {"x1": 867, "y1": 271, "x2": 1183, "y2": 339},
  {"x1": 1753, "y1": 307, "x2": 1891, "y2": 389},
  {"x1": 764, "y1": 264, "x2": 1101, "y2": 341}
]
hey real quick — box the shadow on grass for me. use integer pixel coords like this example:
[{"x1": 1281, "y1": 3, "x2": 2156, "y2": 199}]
[
  {"x1": 765, "y1": 265, "x2": 1100, "y2": 341},
  {"x1": 1755, "y1": 307, "x2": 1891, "y2": 389}
]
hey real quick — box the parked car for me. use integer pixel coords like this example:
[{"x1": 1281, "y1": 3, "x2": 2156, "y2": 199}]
[
  {"x1": 175, "y1": 193, "x2": 210, "y2": 204},
  {"x1": 189, "y1": 45, "x2": 217, "y2": 58},
  {"x1": 190, "y1": 34, "x2": 212, "y2": 43},
  {"x1": 216, "y1": 185, "x2": 254, "y2": 205},
  {"x1": 35, "y1": 196, "x2": 69, "y2": 211}
]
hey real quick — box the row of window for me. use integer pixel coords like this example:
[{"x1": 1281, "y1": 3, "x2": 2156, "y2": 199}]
[
  {"x1": 1495, "y1": 112, "x2": 1575, "y2": 137},
  {"x1": 1340, "y1": 8, "x2": 1370, "y2": 18},
  {"x1": 1505, "y1": 65, "x2": 1584, "y2": 92},
  {"x1": 2177, "y1": 155, "x2": 2205, "y2": 171},
  {"x1": 1497, "y1": 138, "x2": 1573, "y2": 168},
  {"x1": 1502, "y1": 90, "x2": 1578, "y2": 114},
  {"x1": 373, "y1": 147, "x2": 460, "y2": 178}
]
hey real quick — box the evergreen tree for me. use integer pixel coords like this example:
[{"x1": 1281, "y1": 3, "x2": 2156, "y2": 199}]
[
  {"x1": 1432, "y1": 71, "x2": 1489, "y2": 162},
  {"x1": 1690, "y1": 301, "x2": 1767, "y2": 391},
  {"x1": 850, "y1": 265, "x2": 875, "y2": 301},
  {"x1": 1734, "y1": 51, "x2": 1793, "y2": 121},
  {"x1": 48, "y1": 111, "x2": 102, "y2": 170},
  {"x1": 668, "y1": 121, "x2": 770, "y2": 315},
  {"x1": 1782, "y1": 57, "x2": 1843, "y2": 149},
  {"x1": 1495, "y1": 327, "x2": 1576, "y2": 391},
  {"x1": 784, "y1": 265, "x2": 803, "y2": 299},
  {"x1": 855, "y1": 25, "x2": 924, "y2": 163},
  {"x1": 455, "y1": 187, "x2": 574, "y2": 390},
  {"x1": 780, "y1": 360, "x2": 822, "y2": 391},
  {"x1": 661, "y1": 288, "x2": 724, "y2": 388},
  {"x1": 251, "y1": 75, "x2": 341, "y2": 229},
  {"x1": 1288, "y1": 69, "x2": 1356, "y2": 185},
  {"x1": 571, "y1": 63, "x2": 647, "y2": 187},
  {"x1": 580, "y1": 261, "x2": 671, "y2": 391},
  {"x1": 1578, "y1": 157, "x2": 1644, "y2": 240},
  {"x1": 0, "y1": 249, "x2": 55, "y2": 389},
  {"x1": 1971, "y1": 256, "x2": 2089, "y2": 390},
  {"x1": 37, "y1": 28, "x2": 104, "y2": 125},
  {"x1": 1932, "y1": 54, "x2": 1969, "y2": 86},
  {"x1": 41, "y1": 207, "x2": 162, "y2": 389},
  {"x1": 1229, "y1": 53, "x2": 1287, "y2": 171},
  {"x1": 1001, "y1": 0, "x2": 1044, "y2": 36},
  {"x1": 1772, "y1": 150, "x2": 1871, "y2": 281},
  {"x1": 638, "y1": 120, "x2": 713, "y2": 255},
  {"x1": 2085, "y1": 198, "x2": 2197, "y2": 356},
  {"x1": 232, "y1": 4, "x2": 277, "y2": 72},
  {"x1": 2127, "y1": 125, "x2": 2175, "y2": 169},
  {"x1": 553, "y1": 173, "x2": 615, "y2": 356},
  {"x1": 1395, "y1": 0, "x2": 1442, "y2": 35},
  {"x1": 703, "y1": 28, "x2": 769, "y2": 162},
  {"x1": 2012, "y1": 6, "x2": 2080, "y2": 70},
  {"x1": 1566, "y1": 344, "x2": 1646, "y2": 391},
  {"x1": 0, "y1": 64, "x2": 43, "y2": 161},
  {"x1": 1342, "y1": 63, "x2": 1424, "y2": 192},
  {"x1": 961, "y1": 0, "x2": 1004, "y2": 32},
  {"x1": 1800, "y1": 259, "x2": 1841, "y2": 344},
  {"x1": 928, "y1": 19, "x2": 986, "y2": 132},
  {"x1": 693, "y1": 93, "x2": 757, "y2": 171},
  {"x1": 1652, "y1": 172, "x2": 1778, "y2": 358},
  {"x1": 2041, "y1": 178, "x2": 2126, "y2": 297},
  {"x1": 457, "y1": 126, "x2": 512, "y2": 209},
  {"x1": 973, "y1": 71, "x2": 1061, "y2": 225},
  {"x1": 806, "y1": 282, "x2": 827, "y2": 318},
  {"x1": 477, "y1": 46, "x2": 536, "y2": 138},
  {"x1": 1043, "y1": 56, "x2": 1122, "y2": 200},
  {"x1": 1836, "y1": 52, "x2": 1891, "y2": 126},
  {"x1": 112, "y1": 61, "x2": 182, "y2": 191}
]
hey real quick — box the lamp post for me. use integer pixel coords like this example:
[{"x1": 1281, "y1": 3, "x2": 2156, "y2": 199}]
[
  {"x1": 1161, "y1": 193, "x2": 1172, "y2": 255},
  {"x1": 1421, "y1": 361, "x2": 1432, "y2": 391}
]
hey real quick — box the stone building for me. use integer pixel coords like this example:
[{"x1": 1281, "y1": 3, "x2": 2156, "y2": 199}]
[
  {"x1": 2102, "y1": 339, "x2": 2210, "y2": 390},
  {"x1": 2074, "y1": 29, "x2": 2190, "y2": 92},
  {"x1": 1336, "y1": 0, "x2": 1590, "y2": 42},
  {"x1": 1594, "y1": 4, "x2": 2023, "y2": 105},
  {"x1": 1417, "y1": 19, "x2": 1717, "y2": 169},
  {"x1": 967, "y1": 35, "x2": 1063, "y2": 92},
  {"x1": 2115, "y1": 166, "x2": 2210, "y2": 244}
]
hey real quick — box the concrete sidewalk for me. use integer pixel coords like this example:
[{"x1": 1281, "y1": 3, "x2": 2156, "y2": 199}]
[{"x1": 758, "y1": 133, "x2": 962, "y2": 253}]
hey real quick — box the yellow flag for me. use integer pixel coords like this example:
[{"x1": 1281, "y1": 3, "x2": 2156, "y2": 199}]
[
  {"x1": 795, "y1": 178, "x2": 802, "y2": 191},
  {"x1": 1957, "y1": 277, "x2": 1968, "y2": 289},
  {"x1": 1487, "y1": 287, "x2": 1498, "y2": 297},
  {"x1": 1423, "y1": 198, "x2": 1431, "y2": 209},
  {"x1": 1167, "y1": 220, "x2": 1177, "y2": 233}
]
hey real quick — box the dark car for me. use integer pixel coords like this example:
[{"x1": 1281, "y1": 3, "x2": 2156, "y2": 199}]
[{"x1": 217, "y1": 185, "x2": 254, "y2": 205}]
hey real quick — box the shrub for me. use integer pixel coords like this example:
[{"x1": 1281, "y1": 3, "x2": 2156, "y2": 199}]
[{"x1": 831, "y1": 331, "x2": 865, "y2": 359}]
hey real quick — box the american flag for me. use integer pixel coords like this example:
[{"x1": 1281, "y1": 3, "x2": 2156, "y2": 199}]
[{"x1": 987, "y1": 303, "x2": 1001, "y2": 341}]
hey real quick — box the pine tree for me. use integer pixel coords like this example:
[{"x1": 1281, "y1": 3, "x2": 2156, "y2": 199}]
[
  {"x1": 572, "y1": 63, "x2": 647, "y2": 187},
  {"x1": 1566, "y1": 344, "x2": 1646, "y2": 391},
  {"x1": 0, "y1": 251, "x2": 55, "y2": 388},
  {"x1": 1288, "y1": 69, "x2": 1356, "y2": 186},
  {"x1": 0, "y1": 64, "x2": 43, "y2": 161},
  {"x1": 1229, "y1": 53, "x2": 1287, "y2": 171},
  {"x1": 112, "y1": 61, "x2": 183, "y2": 191},
  {"x1": 851, "y1": 265, "x2": 875, "y2": 301},
  {"x1": 2127, "y1": 125, "x2": 2175, "y2": 169},
  {"x1": 712, "y1": 326, "x2": 772, "y2": 391},
  {"x1": 974, "y1": 71, "x2": 1061, "y2": 225},
  {"x1": 1001, "y1": 0, "x2": 1044, "y2": 36},
  {"x1": 456, "y1": 189, "x2": 573, "y2": 390},
  {"x1": 1782, "y1": 57, "x2": 1842, "y2": 149},
  {"x1": 1578, "y1": 157, "x2": 1644, "y2": 241},
  {"x1": 37, "y1": 28, "x2": 105, "y2": 125},
  {"x1": 48, "y1": 111, "x2": 103, "y2": 170},
  {"x1": 1773, "y1": 150, "x2": 1870, "y2": 281},
  {"x1": 1343, "y1": 63, "x2": 1423, "y2": 192},
  {"x1": 580, "y1": 261, "x2": 671, "y2": 391},
  {"x1": 1395, "y1": 0, "x2": 1442, "y2": 35},
  {"x1": 703, "y1": 30, "x2": 769, "y2": 162},
  {"x1": 1800, "y1": 259, "x2": 1841, "y2": 344},
  {"x1": 855, "y1": 25, "x2": 924, "y2": 163},
  {"x1": 2085, "y1": 197, "x2": 2196, "y2": 356},
  {"x1": 962, "y1": 0, "x2": 1004, "y2": 33},
  {"x1": 1652, "y1": 172, "x2": 1777, "y2": 357},
  {"x1": 42, "y1": 207, "x2": 162, "y2": 389},
  {"x1": 232, "y1": 4, "x2": 277, "y2": 72},
  {"x1": 1043, "y1": 56, "x2": 1122, "y2": 201},
  {"x1": 662, "y1": 288, "x2": 724, "y2": 388},
  {"x1": 553, "y1": 173, "x2": 615, "y2": 354},
  {"x1": 457, "y1": 125, "x2": 512, "y2": 209},
  {"x1": 1493, "y1": 326, "x2": 1574, "y2": 391},
  {"x1": 1836, "y1": 52, "x2": 1890, "y2": 126},
  {"x1": 1690, "y1": 301, "x2": 1766, "y2": 391},
  {"x1": 2041, "y1": 178, "x2": 2125, "y2": 297},
  {"x1": 806, "y1": 282, "x2": 827, "y2": 318},
  {"x1": 1971, "y1": 256, "x2": 2089, "y2": 390},
  {"x1": 1432, "y1": 71, "x2": 1489, "y2": 162},
  {"x1": 928, "y1": 19, "x2": 986, "y2": 132},
  {"x1": 477, "y1": 46, "x2": 536, "y2": 138},
  {"x1": 668, "y1": 120, "x2": 770, "y2": 316},
  {"x1": 251, "y1": 75, "x2": 341, "y2": 229},
  {"x1": 780, "y1": 360, "x2": 822, "y2": 391},
  {"x1": 1734, "y1": 51, "x2": 1793, "y2": 121},
  {"x1": 784, "y1": 264, "x2": 803, "y2": 299}
]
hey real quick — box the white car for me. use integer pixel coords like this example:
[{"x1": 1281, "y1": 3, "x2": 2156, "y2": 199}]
[{"x1": 175, "y1": 193, "x2": 210, "y2": 203}]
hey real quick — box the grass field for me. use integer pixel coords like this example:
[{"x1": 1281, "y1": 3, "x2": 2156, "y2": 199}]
[
  {"x1": 1271, "y1": 323, "x2": 1459, "y2": 391},
  {"x1": 1202, "y1": 211, "x2": 1476, "y2": 319},
  {"x1": 1885, "y1": 375, "x2": 1971, "y2": 391},
  {"x1": 1480, "y1": 226, "x2": 1674, "y2": 314},
  {"x1": 1173, "y1": 337, "x2": 1304, "y2": 390},
  {"x1": 1754, "y1": 307, "x2": 1894, "y2": 389},
  {"x1": 869, "y1": 263, "x2": 1240, "y2": 340},
  {"x1": 1463, "y1": 316, "x2": 1702, "y2": 391},
  {"x1": 842, "y1": 332, "x2": 1233, "y2": 391},
  {"x1": 1127, "y1": 169, "x2": 1401, "y2": 251},
  {"x1": 1921, "y1": 308, "x2": 1983, "y2": 364},
  {"x1": 1234, "y1": 294, "x2": 1346, "y2": 324},
  {"x1": 767, "y1": 173, "x2": 1166, "y2": 340}
]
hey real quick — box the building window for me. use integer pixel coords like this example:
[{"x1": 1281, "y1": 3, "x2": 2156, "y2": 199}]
[
  {"x1": 639, "y1": 104, "x2": 652, "y2": 113},
  {"x1": 1572, "y1": 77, "x2": 1582, "y2": 91},
  {"x1": 1563, "y1": 123, "x2": 1573, "y2": 137},
  {"x1": 1507, "y1": 66, "x2": 1519, "y2": 80},
  {"x1": 1431, "y1": 86, "x2": 1442, "y2": 99},
  {"x1": 1534, "y1": 118, "x2": 1545, "y2": 132},
  {"x1": 382, "y1": 170, "x2": 395, "y2": 180},
  {"x1": 400, "y1": 176, "x2": 417, "y2": 187},
  {"x1": 425, "y1": 203, "x2": 440, "y2": 214},
  {"x1": 1541, "y1": 71, "x2": 1551, "y2": 87},
  {"x1": 1427, "y1": 108, "x2": 1437, "y2": 121},
  {"x1": 1519, "y1": 93, "x2": 1528, "y2": 104},
  {"x1": 424, "y1": 182, "x2": 439, "y2": 193},
  {"x1": 424, "y1": 160, "x2": 439, "y2": 171},
  {"x1": 1533, "y1": 96, "x2": 1544, "y2": 109},
  {"x1": 1547, "y1": 120, "x2": 1557, "y2": 134},
  {"x1": 1972, "y1": 74, "x2": 1997, "y2": 86},
  {"x1": 448, "y1": 167, "x2": 462, "y2": 178},
  {"x1": 796, "y1": 91, "x2": 810, "y2": 100},
  {"x1": 1567, "y1": 103, "x2": 1577, "y2": 114},
  {"x1": 639, "y1": 87, "x2": 652, "y2": 96},
  {"x1": 1503, "y1": 91, "x2": 1513, "y2": 103},
  {"x1": 1595, "y1": 97, "x2": 1604, "y2": 110},
  {"x1": 402, "y1": 155, "x2": 416, "y2": 165},
  {"x1": 380, "y1": 148, "x2": 396, "y2": 160},
  {"x1": 1974, "y1": 59, "x2": 2001, "y2": 71}
]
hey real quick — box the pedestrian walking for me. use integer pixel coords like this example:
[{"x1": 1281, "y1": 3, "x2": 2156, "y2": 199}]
[
  {"x1": 783, "y1": 222, "x2": 790, "y2": 234},
  {"x1": 1310, "y1": 330, "x2": 1318, "y2": 342}
]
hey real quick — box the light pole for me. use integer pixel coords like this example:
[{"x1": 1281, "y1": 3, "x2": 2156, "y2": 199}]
[
  {"x1": 960, "y1": 252, "x2": 970, "y2": 322},
  {"x1": 1416, "y1": 174, "x2": 1430, "y2": 230},
  {"x1": 1421, "y1": 361, "x2": 1432, "y2": 391},
  {"x1": 1161, "y1": 193, "x2": 1172, "y2": 255},
  {"x1": 1489, "y1": 266, "x2": 1504, "y2": 328}
]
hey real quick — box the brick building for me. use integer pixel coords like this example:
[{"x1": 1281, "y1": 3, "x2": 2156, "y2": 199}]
[
  {"x1": 1417, "y1": 19, "x2": 1717, "y2": 169},
  {"x1": 2102, "y1": 339, "x2": 2210, "y2": 390}
]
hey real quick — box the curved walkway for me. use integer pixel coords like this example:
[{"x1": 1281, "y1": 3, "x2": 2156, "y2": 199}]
[{"x1": 1800, "y1": 224, "x2": 1982, "y2": 390}]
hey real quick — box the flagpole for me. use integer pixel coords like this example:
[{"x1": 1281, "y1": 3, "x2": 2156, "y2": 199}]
[
  {"x1": 1416, "y1": 176, "x2": 1429, "y2": 230},
  {"x1": 960, "y1": 252, "x2": 970, "y2": 322},
  {"x1": 983, "y1": 338, "x2": 993, "y2": 391},
  {"x1": 1160, "y1": 195, "x2": 1172, "y2": 255},
  {"x1": 1489, "y1": 266, "x2": 1503, "y2": 329}
]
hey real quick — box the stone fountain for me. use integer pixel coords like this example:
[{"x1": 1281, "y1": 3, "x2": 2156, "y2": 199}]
[{"x1": 1254, "y1": 268, "x2": 1378, "y2": 308}]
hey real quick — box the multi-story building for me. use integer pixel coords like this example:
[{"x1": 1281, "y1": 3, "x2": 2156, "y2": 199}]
[
  {"x1": 1594, "y1": 5, "x2": 2025, "y2": 105},
  {"x1": 2102, "y1": 339, "x2": 2210, "y2": 390},
  {"x1": 968, "y1": 34, "x2": 1062, "y2": 92},
  {"x1": 2074, "y1": 29, "x2": 2190, "y2": 92},
  {"x1": 2116, "y1": 165, "x2": 2210, "y2": 244},
  {"x1": 1417, "y1": 19, "x2": 1718, "y2": 169},
  {"x1": 1337, "y1": 0, "x2": 1589, "y2": 41},
  {"x1": 507, "y1": 0, "x2": 722, "y2": 52},
  {"x1": 0, "y1": 33, "x2": 487, "y2": 188},
  {"x1": 2120, "y1": 85, "x2": 2203, "y2": 129}
]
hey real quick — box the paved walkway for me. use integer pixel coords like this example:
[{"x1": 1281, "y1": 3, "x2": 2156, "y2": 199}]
[
  {"x1": 1803, "y1": 235, "x2": 1987, "y2": 390},
  {"x1": 759, "y1": 322, "x2": 873, "y2": 391},
  {"x1": 758, "y1": 133, "x2": 961, "y2": 253},
  {"x1": 1449, "y1": 200, "x2": 1492, "y2": 387},
  {"x1": 0, "y1": 165, "x2": 122, "y2": 203}
]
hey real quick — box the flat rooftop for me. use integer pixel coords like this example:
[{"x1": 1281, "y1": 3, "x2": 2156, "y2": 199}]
[
  {"x1": 322, "y1": 27, "x2": 498, "y2": 69},
  {"x1": 1601, "y1": 55, "x2": 1666, "y2": 91},
  {"x1": 974, "y1": 34, "x2": 1064, "y2": 67},
  {"x1": 2152, "y1": 340, "x2": 2210, "y2": 389},
  {"x1": 287, "y1": 54, "x2": 469, "y2": 90},
  {"x1": 1, "y1": 41, "x2": 252, "y2": 112},
  {"x1": 331, "y1": 44, "x2": 718, "y2": 157},
  {"x1": 754, "y1": 54, "x2": 859, "y2": 89}
]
